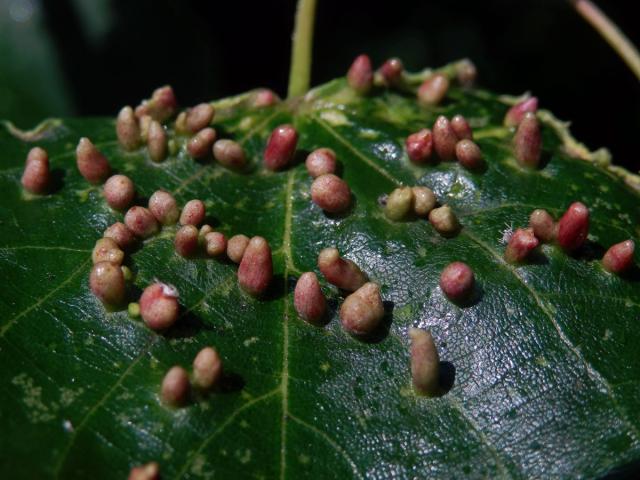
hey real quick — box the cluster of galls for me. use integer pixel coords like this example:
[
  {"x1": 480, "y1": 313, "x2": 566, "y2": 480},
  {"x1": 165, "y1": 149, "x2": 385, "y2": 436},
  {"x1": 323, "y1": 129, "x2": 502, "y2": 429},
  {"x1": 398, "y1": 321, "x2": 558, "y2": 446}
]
[{"x1": 504, "y1": 202, "x2": 635, "y2": 273}]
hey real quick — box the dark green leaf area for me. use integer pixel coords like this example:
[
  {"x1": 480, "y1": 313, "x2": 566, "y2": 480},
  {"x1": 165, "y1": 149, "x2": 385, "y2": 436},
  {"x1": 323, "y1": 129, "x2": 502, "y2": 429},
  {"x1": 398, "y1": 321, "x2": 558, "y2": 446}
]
[{"x1": 1, "y1": 78, "x2": 639, "y2": 479}]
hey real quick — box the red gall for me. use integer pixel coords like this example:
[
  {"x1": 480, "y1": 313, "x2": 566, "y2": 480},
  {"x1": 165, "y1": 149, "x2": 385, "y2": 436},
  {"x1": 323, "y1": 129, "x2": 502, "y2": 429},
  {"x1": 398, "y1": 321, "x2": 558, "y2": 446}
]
[
  {"x1": 347, "y1": 54, "x2": 373, "y2": 94},
  {"x1": 92, "y1": 238, "x2": 124, "y2": 265},
  {"x1": 104, "y1": 222, "x2": 136, "y2": 250},
  {"x1": 125, "y1": 206, "x2": 159, "y2": 238},
  {"x1": 187, "y1": 127, "x2": 217, "y2": 158},
  {"x1": 264, "y1": 124, "x2": 298, "y2": 171},
  {"x1": 451, "y1": 115, "x2": 473, "y2": 140},
  {"x1": 405, "y1": 129, "x2": 434, "y2": 164},
  {"x1": 433, "y1": 116, "x2": 457, "y2": 161},
  {"x1": 205, "y1": 232, "x2": 227, "y2": 257},
  {"x1": 213, "y1": 139, "x2": 247, "y2": 170},
  {"x1": 557, "y1": 202, "x2": 589, "y2": 252},
  {"x1": 179, "y1": 199, "x2": 206, "y2": 226},
  {"x1": 305, "y1": 148, "x2": 337, "y2": 178},
  {"x1": 21, "y1": 147, "x2": 50, "y2": 194},
  {"x1": 378, "y1": 57, "x2": 403, "y2": 87},
  {"x1": 185, "y1": 103, "x2": 214, "y2": 133},
  {"x1": 504, "y1": 228, "x2": 539, "y2": 263},
  {"x1": 161, "y1": 366, "x2": 189, "y2": 407},
  {"x1": 440, "y1": 262, "x2": 474, "y2": 301},
  {"x1": 140, "y1": 282, "x2": 180, "y2": 331},
  {"x1": 227, "y1": 234, "x2": 250, "y2": 263},
  {"x1": 76, "y1": 137, "x2": 111, "y2": 184},
  {"x1": 193, "y1": 346, "x2": 223, "y2": 390},
  {"x1": 253, "y1": 88, "x2": 280, "y2": 108},
  {"x1": 504, "y1": 97, "x2": 538, "y2": 128},
  {"x1": 238, "y1": 236, "x2": 273, "y2": 296},
  {"x1": 294, "y1": 272, "x2": 327, "y2": 325},
  {"x1": 340, "y1": 282, "x2": 384, "y2": 336},
  {"x1": 455, "y1": 139, "x2": 483, "y2": 170},
  {"x1": 147, "y1": 120, "x2": 167, "y2": 162},
  {"x1": 409, "y1": 328, "x2": 440, "y2": 397},
  {"x1": 116, "y1": 106, "x2": 141, "y2": 151},
  {"x1": 529, "y1": 209, "x2": 556, "y2": 243},
  {"x1": 317, "y1": 247, "x2": 368, "y2": 292},
  {"x1": 311, "y1": 174, "x2": 351, "y2": 214},
  {"x1": 175, "y1": 225, "x2": 199, "y2": 257},
  {"x1": 418, "y1": 74, "x2": 449, "y2": 106},
  {"x1": 148, "y1": 190, "x2": 180, "y2": 225},
  {"x1": 103, "y1": 174, "x2": 135, "y2": 211},
  {"x1": 128, "y1": 462, "x2": 160, "y2": 480},
  {"x1": 90, "y1": 261, "x2": 126, "y2": 306},
  {"x1": 135, "y1": 85, "x2": 177, "y2": 123},
  {"x1": 513, "y1": 112, "x2": 541, "y2": 168},
  {"x1": 602, "y1": 240, "x2": 635, "y2": 274}
]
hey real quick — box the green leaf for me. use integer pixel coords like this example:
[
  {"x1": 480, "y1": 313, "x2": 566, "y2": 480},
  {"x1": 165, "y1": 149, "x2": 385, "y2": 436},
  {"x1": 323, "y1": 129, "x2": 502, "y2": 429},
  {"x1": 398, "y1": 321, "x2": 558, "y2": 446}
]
[{"x1": 1, "y1": 67, "x2": 640, "y2": 479}]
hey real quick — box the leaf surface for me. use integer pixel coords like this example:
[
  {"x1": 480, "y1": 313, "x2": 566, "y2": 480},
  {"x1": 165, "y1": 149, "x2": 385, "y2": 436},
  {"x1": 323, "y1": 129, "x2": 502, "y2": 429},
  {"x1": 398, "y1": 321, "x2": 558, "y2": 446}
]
[{"x1": 1, "y1": 70, "x2": 640, "y2": 479}]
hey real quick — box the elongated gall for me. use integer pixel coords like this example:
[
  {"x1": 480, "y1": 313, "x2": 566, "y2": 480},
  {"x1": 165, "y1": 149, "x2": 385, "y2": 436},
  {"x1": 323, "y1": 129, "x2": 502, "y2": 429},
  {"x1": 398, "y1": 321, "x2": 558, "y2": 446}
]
[
  {"x1": 504, "y1": 228, "x2": 539, "y2": 263},
  {"x1": 305, "y1": 148, "x2": 337, "y2": 178},
  {"x1": 318, "y1": 247, "x2": 367, "y2": 292},
  {"x1": 238, "y1": 236, "x2": 273, "y2": 296},
  {"x1": 175, "y1": 225, "x2": 199, "y2": 257},
  {"x1": 140, "y1": 282, "x2": 179, "y2": 330},
  {"x1": 418, "y1": 74, "x2": 449, "y2": 106},
  {"x1": 340, "y1": 282, "x2": 384, "y2": 336},
  {"x1": 187, "y1": 127, "x2": 216, "y2": 158},
  {"x1": 264, "y1": 124, "x2": 298, "y2": 171},
  {"x1": 429, "y1": 205, "x2": 460, "y2": 237},
  {"x1": 186, "y1": 103, "x2": 214, "y2": 133},
  {"x1": 529, "y1": 209, "x2": 556, "y2": 243},
  {"x1": 205, "y1": 232, "x2": 227, "y2": 257},
  {"x1": 440, "y1": 261, "x2": 474, "y2": 301},
  {"x1": 451, "y1": 115, "x2": 473, "y2": 140},
  {"x1": 103, "y1": 174, "x2": 135, "y2": 210},
  {"x1": 455, "y1": 139, "x2": 483, "y2": 170},
  {"x1": 135, "y1": 85, "x2": 177, "y2": 123},
  {"x1": 412, "y1": 186, "x2": 436, "y2": 217},
  {"x1": 513, "y1": 112, "x2": 541, "y2": 168},
  {"x1": 311, "y1": 174, "x2": 351, "y2": 213},
  {"x1": 405, "y1": 129, "x2": 434, "y2": 164},
  {"x1": 125, "y1": 206, "x2": 159, "y2": 238},
  {"x1": 193, "y1": 346, "x2": 223, "y2": 390},
  {"x1": 409, "y1": 328, "x2": 440, "y2": 397},
  {"x1": 385, "y1": 187, "x2": 414, "y2": 221},
  {"x1": 90, "y1": 261, "x2": 125, "y2": 306},
  {"x1": 199, "y1": 224, "x2": 213, "y2": 241},
  {"x1": 227, "y1": 234, "x2": 250, "y2": 263},
  {"x1": 161, "y1": 366, "x2": 189, "y2": 407},
  {"x1": 294, "y1": 272, "x2": 327, "y2": 324},
  {"x1": 104, "y1": 222, "x2": 136, "y2": 250},
  {"x1": 347, "y1": 54, "x2": 373, "y2": 94},
  {"x1": 433, "y1": 116, "x2": 457, "y2": 160},
  {"x1": 213, "y1": 139, "x2": 247, "y2": 170},
  {"x1": 147, "y1": 120, "x2": 167, "y2": 162},
  {"x1": 139, "y1": 115, "x2": 152, "y2": 141},
  {"x1": 21, "y1": 147, "x2": 50, "y2": 194},
  {"x1": 128, "y1": 462, "x2": 160, "y2": 480},
  {"x1": 504, "y1": 97, "x2": 538, "y2": 128},
  {"x1": 179, "y1": 199, "x2": 206, "y2": 226},
  {"x1": 116, "y1": 106, "x2": 140, "y2": 150},
  {"x1": 92, "y1": 238, "x2": 124, "y2": 265},
  {"x1": 557, "y1": 202, "x2": 589, "y2": 252},
  {"x1": 76, "y1": 138, "x2": 110, "y2": 183},
  {"x1": 456, "y1": 59, "x2": 477, "y2": 87},
  {"x1": 149, "y1": 190, "x2": 180, "y2": 225},
  {"x1": 253, "y1": 88, "x2": 280, "y2": 107},
  {"x1": 379, "y1": 57, "x2": 403, "y2": 86},
  {"x1": 603, "y1": 240, "x2": 635, "y2": 273}
]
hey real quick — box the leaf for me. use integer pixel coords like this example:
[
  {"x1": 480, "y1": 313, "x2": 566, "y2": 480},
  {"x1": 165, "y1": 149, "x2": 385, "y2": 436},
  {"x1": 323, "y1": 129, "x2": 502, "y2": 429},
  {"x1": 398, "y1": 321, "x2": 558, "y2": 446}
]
[{"x1": 1, "y1": 67, "x2": 640, "y2": 480}]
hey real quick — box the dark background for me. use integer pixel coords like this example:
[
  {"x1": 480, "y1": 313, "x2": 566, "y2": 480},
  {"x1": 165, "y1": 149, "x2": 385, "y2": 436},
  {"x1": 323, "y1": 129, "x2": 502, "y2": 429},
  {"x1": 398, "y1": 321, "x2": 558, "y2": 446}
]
[{"x1": 1, "y1": 0, "x2": 639, "y2": 169}]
